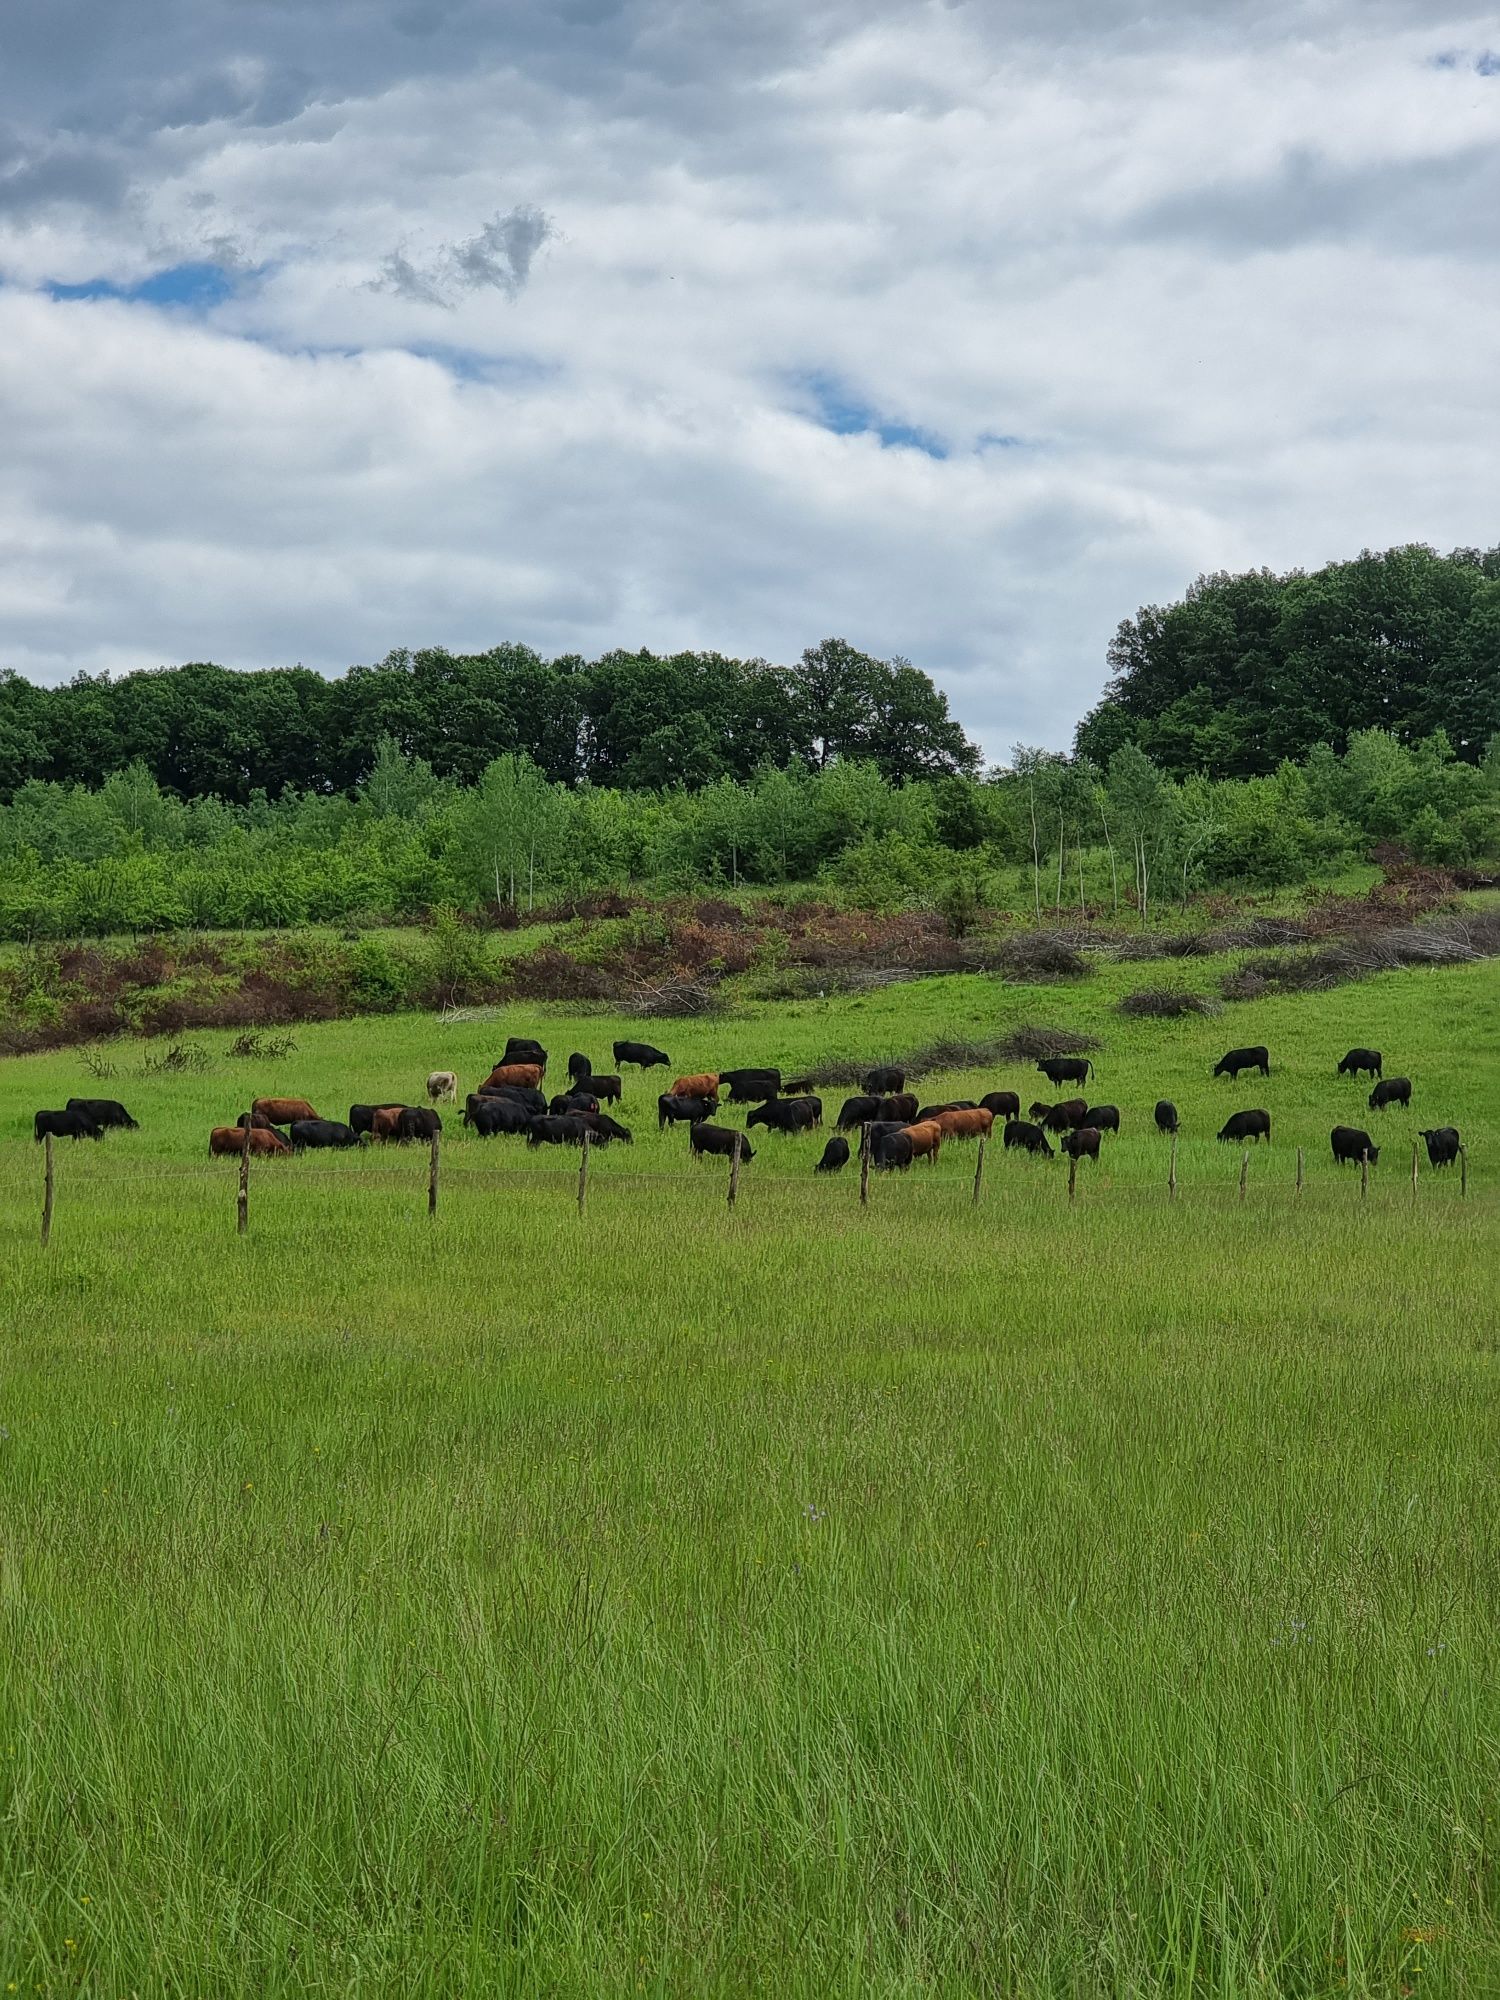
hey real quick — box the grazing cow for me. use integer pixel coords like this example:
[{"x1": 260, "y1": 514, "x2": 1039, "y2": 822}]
[
  {"x1": 815, "y1": 1136, "x2": 850, "y2": 1174},
  {"x1": 580, "y1": 1073, "x2": 623, "y2": 1106},
  {"x1": 1338, "y1": 1048, "x2": 1382, "y2": 1079},
  {"x1": 1331, "y1": 1125, "x2": 1379, "y2": 1167},
  {"x1": 64, "y1": 1097, "x2": 137, "y2": 1131},
  {"x1": 1062, "y1": 1126, "x2": 1102, "y2": 1162},
  {"x1": 253, "y1": 1096, "x2": 318, "y2": 1125},
  {"x1": 397, "y1": 1107, "x2": 442, "y2": 1143},
  {"x1": 289, "y1": 1119, "x2": 359, "y2": 1150},
  {"x1": 425, "y1": 1071, "x2": 458, "y2": 1104},
  {"x1": 1213, "y1": 1046, "x2": 1270, "y2": 1081},
  {"x1": 689, "y1": 1122, "x2": 754, "y2": 1163},
  {"x1": 209, "y1": 1124, "x2": 287, "y2": 1157},
  {"x1": 863, "y1": 1065, "x2": 905, "y2": 1094},
  {"x1": 784, "y1": 1077, "x2": 816, "y2": 1096},
  {"x1": 582, "y1": 1112, "x2": 633, "y2": 1145},
  {"x1": 981, "y1": 1091, "x2": 1020, "y2": 1122},
  {"x1": 720, "y1": 1068, "x2": 781, "y2": 1101},
  {"x1": 483, "y1": 1063, "x2": 543, "y2": 1092},
  {"x1": 528, "y1": 1114, "x2": 588, "y2": 1147},
  {"x1": 478, "y1": 1084, "x2": 548, "y2": 1117},
  {"x1": 1082, "y1": 1104, "x2": 1120, "y2": 1134},
  {"x1": 903, "y1": 1119, "x2": 945, "y2": 1162},
  {"x1": 933, "y1": 1107, "x2": 992, "y2": 1141},
  {"x1": 35, "y1": 1107, "x2": 103, "y2": 1142},
  {"x1": 1154, "y1": 1100, "x2": 1179, "y2": 1135},
  {"x1": 658, "y1": 1092, "x2": 715, "y2": 1131},
  {"x1": 466, "y1": 1096, "x2": 532, "y2": 1137},
  {"x1": 876, "y1": 1092, "x2": 919, "y2": 1123},
  {"x1": 1369, "y1": 1077, "x2": 1412, "y2": 1112},
  {"x1": 874, "y1": 1130, "x2": 914, "y2": 1171},
  {"x1": 501, "y1": 1038, "x2": 548, "y2": 1072},
  {"x1": 567, "y1": 1052, "x2": 593, "y2": 1084},
  {"x1": 368, "y1": 1106, "x2": 406, "y2": 1141},
  {"x1": 672, "y1": 1073, "x2": 720, "y2": 1101},
  {"x1": 747, "y1": 1097, "x2": 820, "y2": 1135},
  {"x1": 614, "y1": 1040, "x2": 671, "y2": 1070},
  {"x1": 1041, "y1": 1098, "x2": 1089, "y2": 1134},
  {"x1": 349, "y1": 1102, "x2": 404, "y2": 1136},
  {"x1": 1003, "y1": 1120, "x2": 1054, "y2": 1158},
  {"x1": 552, "y1": 1090, "x2": 600, "y2": 1116},
  {"x1": 1217, "y1": 1109, "x2": 1271, "y2": 1144},
  {"x1": 861, "y1": 1121, "x2": 910, "y2": 1152},
  {"x1": 1419, "y1": 1126, "x2": 1461, "y2": 1169},
  {"x1": 918, "y1": 1101, "x2": 977, "y2": 1122},
  {"x1": 837, "y1": 1095, "x2": 884, "y2": 1130},
  {"x1": 239, "y1": 1110, "x2": 284, "y2": 1131},
  {"x1": 1036, "y1": 1055, "x2": 1092, "y2": 1087}
]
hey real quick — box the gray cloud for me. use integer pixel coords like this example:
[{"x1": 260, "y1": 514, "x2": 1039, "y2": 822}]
[{"x1": 372, "y1": 206, "x2": 556, "y2": 306}]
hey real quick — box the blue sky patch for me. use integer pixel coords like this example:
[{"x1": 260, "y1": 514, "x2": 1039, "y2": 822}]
[
  {"x1": 46, "y1": 261, "x2": 242, "y2": 309},
  {"x1": 796, "y1": 371, "x2": 948, "y2": 458}
]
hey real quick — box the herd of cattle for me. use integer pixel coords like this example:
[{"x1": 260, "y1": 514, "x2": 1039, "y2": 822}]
[{"x1": 29, "y1": 1036, "x2": 1466, "y2": 1177}]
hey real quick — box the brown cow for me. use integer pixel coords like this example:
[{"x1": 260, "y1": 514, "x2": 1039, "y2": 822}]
[
  {"x1": 369, "y1": 1106, "x2": 406, "y2": 1140},
  {"x1": 482, "y1": 1063, "x2": 543, "y2": 1092},
  {"x1": 934, "y1": 1106, "x2": 994, "y2": 1141},
  {"x1": 671, "y1": 1073, "x2": 720, "y2": 1100},
  {"x1": 253, "y1": 1096, "x2": 317, "y2": 1125},
  {"x1": 210, "y1": 1125, "x2": 289, "y2": 1157},
  {"x1": 1041, "y1": 1097, "x2": 1088, "y2": 1134},
  {"x1": 902, "y1": 1119, "x2": 944, "y2": 1164}
]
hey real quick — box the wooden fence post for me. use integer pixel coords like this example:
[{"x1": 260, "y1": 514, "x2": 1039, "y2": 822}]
[
  {"x1": 1295, "y1": 1147, "x2": 1304, "y2": 1196},
  {"x1": 1360, "y1": 1148, "x2": 1369, "y2": 1199},
  {"x1": 577, "y1": 1126, "x2": 590, "y2": 1216},
  {"x1": 1239, "y1": 1148, "x2": 1249, "y2": 1202},
  {"x1": 429, "y1": 1128, "x2": 441, "y2": 1219},
  {"x1": 1168, "y1": 1132, "x2": 1177, "y2": 1201},
  {"x1": 859, "y1": 1123, "x2": 871, "y2": 1208},
  {"x1": 727, "y1": 1132, "x2": 742, "y2": 1209},
  {"x1": 1411, "y1": 1137, "x2": 1419, "y2": 1201},
  {"x1": 238, "y1": 1116, "x2": 251, "y2": 1237},
  {"x1": 1067, "y1": 1154, "x2": 1077, "y2": 1204},
  {"x1": 41, "y1": 1133, "x2": 54, "y2": 1248},
  {"x1": 1460, "y1": 1146, "x2": 1468, "y2": 1197},
  {"x1": 972, "y1": 1133, "x2": 986, "y2": 1207}
]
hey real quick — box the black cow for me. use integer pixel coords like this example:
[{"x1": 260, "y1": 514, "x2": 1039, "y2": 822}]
[
  {"x1": 658, "y1": 1092, "x2": 714, "y2": 1130},
  {"x1": 1419, "y1": 1126, "x2": 1461, "y2": 1168},
  {"x1": 289, "y1": 1119, "x2": 359, "y2": 1150},
  {"x1": 1003, "y1": 1120, "x2": 1053, "y2": 1157},
  {"x1": 349, "y1": 1102, "x2": 403, "y2": 1136},
  {"x1": 528, "y1": 1114, "x2": 588, "y2": 1147},
  {"x1": 566, "y1": 1052, "x2": 594, "y2": 1084},
  {"x1": 614, "y1": 1040, "x2": 670, "y2": 1070},
  {"x1": 1338, "y1": 1048, "x2": 1382, "y2": 1079},
  {"x1": 582, "y1": 1112, "x2": 632, "y2": 1145},
  {"x1": 1332, "y1": 1125, "x2": 1379, "y2": 1167},
  {"x1": 863, "y1": 1066, "x2": 905, "y2": 1094},
  {"x1": 747, "y1": 1097, "x2": 819, "y2": 1135},
  {"x1": 861, "y1": 1121, "x2": 909, "y2": 1149},
  {"x1": 1154, "y1": 1100, "x2": 1179, "y2": 1135},
  {"x1": 1036, "y1": 1055, "x2": 1092, "y2": 1087},
  {"x1": 502, "y1": 1037, "x2": 548, "y2": 1071},
  {"x1": 467, "y1": 1096, "x2": 533, "y2": 1136},
  {"x1": 1369, "y1": 1077, "x2": 1412, "y2": 1111},
  {"x1": 34, "y1": 1107, "x2": 103, "y2": 1142},
  {"x1": 981, "y1": 1091, "x2": 1020, "y2": 1121},
  {"x1": 1214, "y1": 1045, "x2": 1270, "y2": 1080},
  {"x1": 875, "y1": 1092, "x2": 918, "y2": 1123},
  {"x1": 1039, "y1": 1099, "x2": 1088, "y2": 1134},
  {"x1": 552, "y1": 1091, "x2": 600, "y2": 1116},
  {"x1": 64, "y1": 1097, "x2": 137, "y2": 1131},
  {"x1": 479, "y1": 1084, "x2": 548, "y2": 1117},
  {"x1": 1218, "y1": 1109, "x2": 1271, "y2": 1143},
  {"x1": 396, "y1": 1107, "x2": 442, "y2": 1142},
  {"x1": 837, "y1": 1095, "x2": 884, "y2": 1130},
  {"x1": 874, "y1": 1130, "x2": 913, "y2": 1170},
  {"x1": 1082, "y1": 1105, "x2": 1120, "y2": 1134},
  {"x1": 720, "y1": 1068, "x2": 781, "y2": 1101},
  {"x1": 1062, "y1": 1127, "x2": 1101, "y2": 1161},
  {"x1": 689, "y1": 1123, "x2": 754, "y2": 1162},
  {"x1": 815, "y1": 1136, "x2": 850, "y2": 1174},
  {"x1": 784, "y1": 1077, "x2": 816, "y2": 1096}
]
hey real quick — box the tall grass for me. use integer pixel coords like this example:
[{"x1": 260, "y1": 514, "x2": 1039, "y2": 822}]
[{"x1": 0, "y1": 957, "x2": 1496, "y2": 1995}]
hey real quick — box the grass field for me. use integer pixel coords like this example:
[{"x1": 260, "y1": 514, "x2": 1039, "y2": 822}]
[{"x1": 1, "y1": 954, "x2": 1497, "y2": 1996}]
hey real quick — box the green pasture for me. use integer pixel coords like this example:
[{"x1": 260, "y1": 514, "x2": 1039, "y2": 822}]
[{"x1": 0, "y1": 956, "x2": 1496, "y2": 1996}]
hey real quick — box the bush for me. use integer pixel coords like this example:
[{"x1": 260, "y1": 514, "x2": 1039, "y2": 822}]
[{"x1": 1117, "y1": 988, "x2": 1221, "y2": 1018}]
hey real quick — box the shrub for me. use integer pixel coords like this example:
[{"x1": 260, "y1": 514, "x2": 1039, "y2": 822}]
[{"x1": 1117, "y1": 988, "x2": 1221, "y2": 1018}]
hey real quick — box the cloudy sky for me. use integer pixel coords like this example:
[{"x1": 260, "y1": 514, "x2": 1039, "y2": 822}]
[{"x1": 1, "y1": 1, "x2": 1497, "y2": 757}]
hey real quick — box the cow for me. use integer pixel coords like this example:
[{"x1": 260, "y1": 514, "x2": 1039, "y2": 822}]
[
  {"x1": 1338, "y1": 1048, "x2": 1382, "y2": 1080},
  {"x1": 815, "y1": 1136, "x2": 850, "y2": 1174},
  {"x1": 836, "y1": 1095, "x2": 884, "y2": 1130},
  {"x1": 210, "y1": 1124, "x2": 288, "y2": 1157},
  {"x1": 747, "y1": 1098, "x2": 821, "y2": 1135},
  {"x1": 720, "y1": 1068, "x2": 781, "y2": 1101},
  {"x1": 874, "y1": 1130, "x2": 913, "y2": 1170},
  {"x1": 614, "y1": 1040, "x2": 671, "y2": 1070},
  {"x1": 658, "y1": 1092, "x2": 715, "y2": 1131},
  {"x1": 501, "y1": 1038, "x2": 548, "y2": 1072},
  {"x1": 552, "y1": 1091, "x2": 600, "y2": 1117},
  {"x1": 1213, "y1": 1046, "x2": 1270, "y2": 1081},
  {"x1": 860, "y1": 1121, "x2": 910, "y2": 1152},
  {"x1": 1036, "y1": 1055, "x2": 1092, "y2": 1087},
  {"x1": 397, "y1": 1107, "x2": 442, "y2": 1142},
  {"x1": 1154, "y1": 1100, "x2": 1179, "y2": 1135},
  {"x1": 1419, "y1": 1126, "x2": 1461, "y2": 1169},
  {"x1": 253, "y1": 1097, "x2": 318, "y2": 1125},
  {"x1": 689, "y1": 1123, "x2": 754, "y2": 1163},
  {"x1": 918, "y1": 1101, "x2": 978, "y2": 1122},
  {"x1": 1082, "y1": 1105, "x2": 1120, "y2": 1135},
  {"x1": 875, "y1": 1092, "x2": 919, "y2": 1124},
  {"x1": 579, "y1": 1073, "x2": 623, "y2": 1106},
  {"x1": 671, "y1": 1073, "x2": 720, "y2": 1102},
  {"x1": 350, "y1": 1102, "x2": 405, "y2": 1136},
  {"x1": 566, "y1": 1052, "x2": 594, "y2": 1084},
  {"x1": 1369, "y1": 1077, "x2": 1412, "y2": 1112},
  {"x1": 466, "y1": 1096, "x2": 532, "y2": 1137},
  {"x1": 863, "y1": 1066, "x2": 905, "y2": 1095},
  {"x1": 1217, "y1": 1110, "x2": 1271, "y2": 1144},
  {"x1": 477, "y1": 1084, "x2": 548, "y2": 1117},
  {"x1": 241, "y1": 1109, "x2": 285, "y2": 1132},
  {"x1": 980, "y1": 1091, "x2": 1020, "y2": 1121},
  {"x1": 784, "y1": 1077, "x2": 817, "y2": 1096},
  {"x1": 64, "y1": 1097, "x2": 138, "y2": 1131},
  {"x1": 933, "y1": 1107, "x2": 992, "y2": 1141},
  {"x1": 289, "y1": 1119, "x2": 359, "y2": 1150},
  {"x1": 582, "y1": 1112, "x2": 633, "y2": 1146},
  {"x1": 1332, "y1": 1125, "x2": 1379, "y2": 1167},
  {"x1": 35, "y1": 1107, "x2": 103, "y2": 1142},
  {"x1": 1061, "y1": 1126, "x2": 1101, "y2": 1162},
  {"x1": 1004, "y1": 1120, "x2": 1054, "y2": 1157},
  {"x1": 425, "y1": 1071, "x2": 458, "y2": 1104},
  {"x1": 1041, "y1": 1098, "x2": 1089, "y2": 1134},
  {"x1": 903, "y1": 1119, "x2": 945, "y2": 1162},
  {"x1": 482, "y1": 1063, "x2": 543, "y2": 1092},
  {"x1": 528, "y1": 1114, "x2": 589, "y2": 1147}
]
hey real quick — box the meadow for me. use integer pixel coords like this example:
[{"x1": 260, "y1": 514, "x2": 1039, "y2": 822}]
[{"x1": 0, "y1": 952, "x2": 1497, "y2": 1996}]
